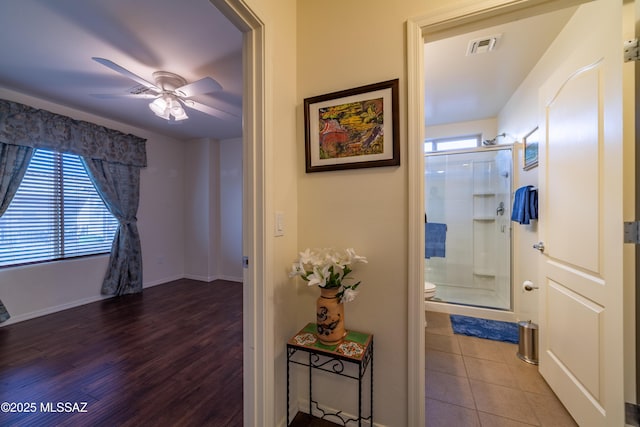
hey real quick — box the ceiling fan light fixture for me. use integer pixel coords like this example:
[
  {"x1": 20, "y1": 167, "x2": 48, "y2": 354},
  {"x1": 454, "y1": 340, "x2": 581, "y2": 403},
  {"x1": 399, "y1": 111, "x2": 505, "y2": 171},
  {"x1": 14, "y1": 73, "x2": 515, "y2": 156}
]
[
  {"x1": 149, "y1": 97, "x2": 168, "y2": 117},
  {"x1": 158, "y1": 109, "x2": 171, "y2": 120},
  {"x1": 149, "y1": 95, "x2": 188, "y2": 121},
  {"x1": 172, "y1": 105, "x2": 189, "y2": 121},
  {"x1": 168, "y1": 97, "x2": 188, "y2": 120}
]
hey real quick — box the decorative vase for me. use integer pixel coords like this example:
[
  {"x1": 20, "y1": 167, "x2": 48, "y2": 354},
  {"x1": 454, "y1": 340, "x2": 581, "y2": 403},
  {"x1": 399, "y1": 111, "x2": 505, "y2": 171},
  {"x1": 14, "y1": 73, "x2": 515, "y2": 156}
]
[{"x1": 316, "y1": 287, "x2": 346, "y2": 345}]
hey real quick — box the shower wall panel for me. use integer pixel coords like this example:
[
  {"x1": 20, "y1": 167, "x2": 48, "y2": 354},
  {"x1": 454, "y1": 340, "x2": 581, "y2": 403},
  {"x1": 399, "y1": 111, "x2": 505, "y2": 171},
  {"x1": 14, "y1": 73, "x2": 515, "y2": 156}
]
[{"x1": 425, "y1": 148, "x2": 512, "y2": 310}]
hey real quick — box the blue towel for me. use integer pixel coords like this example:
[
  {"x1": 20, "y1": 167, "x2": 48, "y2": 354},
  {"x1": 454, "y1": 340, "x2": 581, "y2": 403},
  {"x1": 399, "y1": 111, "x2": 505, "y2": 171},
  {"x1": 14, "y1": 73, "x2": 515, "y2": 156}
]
[
  {"x1": 512, "y1": 186, "x2": 538, "y2": 224},
  {"x1": 425, "y1": 222, "x2": 447, "y2": 258},
  {"x1": 529, "y1": 188, "x2": 538, "y2": 221}
]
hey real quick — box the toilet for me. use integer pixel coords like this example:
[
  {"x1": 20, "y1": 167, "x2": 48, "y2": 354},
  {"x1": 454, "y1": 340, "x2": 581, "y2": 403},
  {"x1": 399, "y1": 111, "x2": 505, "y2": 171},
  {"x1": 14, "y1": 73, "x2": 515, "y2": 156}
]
[
  {"x1": 424, "y1": 281, "x2": 437, "y2": 326},
  {"x1": 424, "y1": 281, "x2": 437, "y2": 300}
]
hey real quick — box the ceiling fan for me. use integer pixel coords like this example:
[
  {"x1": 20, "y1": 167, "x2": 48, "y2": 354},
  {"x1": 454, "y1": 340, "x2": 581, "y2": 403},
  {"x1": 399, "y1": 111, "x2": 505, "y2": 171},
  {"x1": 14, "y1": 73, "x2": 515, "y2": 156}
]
[{"x1": 91, "y1": 57, "x2": 237, "y2": 122}]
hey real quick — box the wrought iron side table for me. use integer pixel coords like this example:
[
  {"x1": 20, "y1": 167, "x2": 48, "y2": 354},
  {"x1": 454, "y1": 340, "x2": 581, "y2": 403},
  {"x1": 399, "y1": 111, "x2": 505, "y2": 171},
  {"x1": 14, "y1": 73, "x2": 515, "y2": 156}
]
[{"x1": 286, "y1": 323, "x2": 373, "y2": 426}]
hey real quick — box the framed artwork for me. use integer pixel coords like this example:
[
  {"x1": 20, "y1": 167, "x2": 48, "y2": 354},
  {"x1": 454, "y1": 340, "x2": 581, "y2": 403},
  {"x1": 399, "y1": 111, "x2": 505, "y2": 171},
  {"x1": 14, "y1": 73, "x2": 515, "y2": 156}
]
[
  {"x1": 523, "y1": 126, "x2": 539, "y2": 171},
  {"x1": 304, "y1": 79, "x2": 399, "y2": 173}
]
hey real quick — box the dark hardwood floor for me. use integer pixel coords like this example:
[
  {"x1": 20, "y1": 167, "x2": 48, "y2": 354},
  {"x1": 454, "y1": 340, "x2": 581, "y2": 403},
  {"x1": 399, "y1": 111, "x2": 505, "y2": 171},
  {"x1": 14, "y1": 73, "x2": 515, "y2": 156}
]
[
  {"x1": 0, "y1": 279, "x2": 242, "y2": 427},
  {"x1": 289, "y1": 412, "x2": 342, "y2": 427}
]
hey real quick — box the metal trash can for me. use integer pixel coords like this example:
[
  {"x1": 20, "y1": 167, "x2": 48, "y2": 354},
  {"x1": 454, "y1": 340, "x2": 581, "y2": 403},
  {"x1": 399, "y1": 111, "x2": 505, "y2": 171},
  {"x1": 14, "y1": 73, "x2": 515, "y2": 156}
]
[{"x1": 517, "y1": 320, "x2": 538, "y2": 365}]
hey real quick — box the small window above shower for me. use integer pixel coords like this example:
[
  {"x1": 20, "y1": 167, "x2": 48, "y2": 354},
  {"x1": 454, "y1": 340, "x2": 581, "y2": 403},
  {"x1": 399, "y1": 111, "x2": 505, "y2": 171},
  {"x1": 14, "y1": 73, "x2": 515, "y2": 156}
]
[{"x1": 424, "y1": 134, "x2": 481, "y2": 153}]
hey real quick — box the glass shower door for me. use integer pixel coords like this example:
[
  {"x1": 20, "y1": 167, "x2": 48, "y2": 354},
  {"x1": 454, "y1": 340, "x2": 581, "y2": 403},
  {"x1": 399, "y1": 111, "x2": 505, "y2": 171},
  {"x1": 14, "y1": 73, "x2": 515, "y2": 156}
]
[{"x1": 424, "y1": 148, "x2": 512, "y2": 310}]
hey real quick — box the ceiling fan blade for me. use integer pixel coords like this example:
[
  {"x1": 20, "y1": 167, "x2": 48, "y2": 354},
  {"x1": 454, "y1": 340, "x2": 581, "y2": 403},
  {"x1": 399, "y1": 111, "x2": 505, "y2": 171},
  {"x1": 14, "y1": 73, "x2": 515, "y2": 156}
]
[
  {"x1": 90, "y1": 93, "x2": 158, "y2": 99},
  {"x1": 175, "y1": 77, "x2": 223, "y2": 98},
  {"x1": 180, "y1": 99, "x2": 240, "y2": 121},
  {"x1": 92, "y1": 57, "x2": 160, "y2": 91}
]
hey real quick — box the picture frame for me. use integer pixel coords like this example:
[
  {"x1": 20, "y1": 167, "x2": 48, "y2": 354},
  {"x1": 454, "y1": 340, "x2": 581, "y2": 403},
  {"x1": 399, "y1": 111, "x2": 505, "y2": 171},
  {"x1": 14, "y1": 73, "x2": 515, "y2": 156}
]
[
  {"x1": 523, "y1": 126, "x2": 539, "y2": 171},
  {"x1": 304, "y1": 79, "x2": 399, "y2": 173}
]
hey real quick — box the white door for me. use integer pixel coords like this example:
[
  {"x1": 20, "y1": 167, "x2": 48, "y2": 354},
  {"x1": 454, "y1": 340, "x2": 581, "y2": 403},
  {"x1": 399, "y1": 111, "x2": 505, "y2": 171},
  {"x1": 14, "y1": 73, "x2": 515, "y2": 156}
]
[{"x1": 537, "y1": 0, "x2": 628, "y2": 425}]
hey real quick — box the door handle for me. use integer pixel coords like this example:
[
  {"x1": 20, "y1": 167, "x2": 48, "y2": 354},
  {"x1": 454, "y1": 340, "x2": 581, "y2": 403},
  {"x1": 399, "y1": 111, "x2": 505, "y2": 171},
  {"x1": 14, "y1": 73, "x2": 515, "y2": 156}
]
[{"x1": 533, "y1": 242, "x2": 545, "y2": 253}]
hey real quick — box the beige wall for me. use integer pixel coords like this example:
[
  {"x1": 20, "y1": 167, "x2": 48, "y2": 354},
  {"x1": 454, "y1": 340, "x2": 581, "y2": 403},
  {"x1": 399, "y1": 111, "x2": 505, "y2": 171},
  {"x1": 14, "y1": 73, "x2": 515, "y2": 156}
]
[
  {"x1": 426, "y1": 117, "x2": 497, "y2": 142},
  {"x1": 184, "y1": 138, "x2": 219, "y2": 281},
  {"x1": 219, "y1": 137, "x2": 243, "y2": 281},
  {"x1": 297, "y1": 1, "x2": 450, "y2": 424},
  {"x1": 182, "y1": 137, "x2": 243, "y2": 283}
]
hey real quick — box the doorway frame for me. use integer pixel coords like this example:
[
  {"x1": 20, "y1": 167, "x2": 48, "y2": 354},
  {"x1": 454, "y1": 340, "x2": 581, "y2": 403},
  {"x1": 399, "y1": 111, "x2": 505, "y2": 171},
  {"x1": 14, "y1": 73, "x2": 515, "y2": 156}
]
[
  {"x1": 209, "y1": 0, "x2": 269, "y2": 425},
  {"x1": 406, "y1": 1, "x2": 593, "y2": 425}
]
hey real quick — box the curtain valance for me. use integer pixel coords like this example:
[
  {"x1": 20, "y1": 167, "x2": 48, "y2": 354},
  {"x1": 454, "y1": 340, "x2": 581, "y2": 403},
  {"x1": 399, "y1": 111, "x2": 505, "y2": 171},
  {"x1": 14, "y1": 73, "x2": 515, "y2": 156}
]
[{"x1": 0, "y1": 99, "x2": 146, "y2": 167}]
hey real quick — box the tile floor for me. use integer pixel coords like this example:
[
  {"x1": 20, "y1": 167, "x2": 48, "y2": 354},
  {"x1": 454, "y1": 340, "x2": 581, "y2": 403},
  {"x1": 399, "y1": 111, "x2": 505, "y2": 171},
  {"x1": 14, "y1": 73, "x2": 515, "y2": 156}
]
[{"x1": 425, "y1": 311, "x2": 578, "y2": 427}]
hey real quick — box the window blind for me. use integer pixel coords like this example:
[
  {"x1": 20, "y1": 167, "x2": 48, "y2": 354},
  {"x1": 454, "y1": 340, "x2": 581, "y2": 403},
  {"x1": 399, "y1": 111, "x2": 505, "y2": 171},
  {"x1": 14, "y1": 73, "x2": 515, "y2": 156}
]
[{"x1": 0, "y1": 149, "x2": 118, "y2": 267}]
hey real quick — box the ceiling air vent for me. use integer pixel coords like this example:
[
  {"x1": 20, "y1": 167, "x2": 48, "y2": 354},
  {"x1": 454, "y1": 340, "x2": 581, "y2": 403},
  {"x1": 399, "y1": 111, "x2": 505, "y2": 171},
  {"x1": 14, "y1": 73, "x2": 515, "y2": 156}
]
[{"x1": 466, "y1": 34, "x2": 502, "y2": 56}]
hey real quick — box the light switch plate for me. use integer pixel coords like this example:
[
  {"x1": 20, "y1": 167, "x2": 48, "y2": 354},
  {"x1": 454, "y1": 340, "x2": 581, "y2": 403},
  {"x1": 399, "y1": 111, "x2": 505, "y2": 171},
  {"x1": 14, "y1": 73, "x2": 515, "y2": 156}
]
[{"x1": 275, "y1": 211, "x2": 285, "y2": 236}]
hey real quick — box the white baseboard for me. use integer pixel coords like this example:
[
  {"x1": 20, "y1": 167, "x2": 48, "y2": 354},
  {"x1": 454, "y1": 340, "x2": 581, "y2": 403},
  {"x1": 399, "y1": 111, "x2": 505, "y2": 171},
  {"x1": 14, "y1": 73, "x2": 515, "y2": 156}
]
[
  {"x1": 143, "y1": 274, "x2": 184, "y2": 288},
  {"x1": 1, "y1": 274, "x2": 234, "y2": 328},
  {"x1": 217, "y1": 275, "x2": 243, "y2": 283},
  {"x1": 183, "y1": 273, "x2": 217, "y2": 282},
  {"x1": 183, "y1": 274, "x2": 243, "y2": 283},
  {"x1": 0, "y1": 294, "x2": 108, "y2": 327}
]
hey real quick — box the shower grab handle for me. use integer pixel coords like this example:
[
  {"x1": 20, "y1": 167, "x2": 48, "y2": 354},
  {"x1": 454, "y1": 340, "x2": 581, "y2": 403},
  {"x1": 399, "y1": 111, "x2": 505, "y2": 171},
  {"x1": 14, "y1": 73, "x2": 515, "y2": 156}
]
[{"x1": 533, "y1": 241, "x2": 545, "y2": 253}]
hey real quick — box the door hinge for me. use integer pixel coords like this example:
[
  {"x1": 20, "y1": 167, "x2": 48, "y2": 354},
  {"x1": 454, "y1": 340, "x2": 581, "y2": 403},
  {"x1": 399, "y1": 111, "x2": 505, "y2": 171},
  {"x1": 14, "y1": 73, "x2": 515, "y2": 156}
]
[
  {"x1": 624, "y1": 39, "x2": 639, "y2": 62},
  {"x1": 242, "y1": 256, "x2": 249, "y2": 268},
  {"x1": 624, "y1": 221, "x2": 640, "y2": 244}
]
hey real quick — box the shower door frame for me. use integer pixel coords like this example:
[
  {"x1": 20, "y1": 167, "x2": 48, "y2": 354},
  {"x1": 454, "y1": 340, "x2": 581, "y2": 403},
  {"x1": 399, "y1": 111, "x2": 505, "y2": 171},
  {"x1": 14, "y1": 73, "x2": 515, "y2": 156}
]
[{"x1": 424, "y1": 145, "x2": 515, "y2": 311}]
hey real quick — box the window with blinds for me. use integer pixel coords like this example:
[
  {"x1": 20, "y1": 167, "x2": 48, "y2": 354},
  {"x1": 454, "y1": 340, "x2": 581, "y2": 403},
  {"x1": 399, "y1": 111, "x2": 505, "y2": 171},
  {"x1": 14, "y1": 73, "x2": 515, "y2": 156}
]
[{"x1": 0, "y1": 149, "x2": 118, "y2": 267}]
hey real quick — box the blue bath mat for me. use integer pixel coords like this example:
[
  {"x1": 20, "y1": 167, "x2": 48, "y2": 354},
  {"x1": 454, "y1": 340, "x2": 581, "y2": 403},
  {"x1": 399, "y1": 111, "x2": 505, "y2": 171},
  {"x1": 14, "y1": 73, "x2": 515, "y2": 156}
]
[{"x1": 450, "y1": 315, "x2": 519, "y2": 343}]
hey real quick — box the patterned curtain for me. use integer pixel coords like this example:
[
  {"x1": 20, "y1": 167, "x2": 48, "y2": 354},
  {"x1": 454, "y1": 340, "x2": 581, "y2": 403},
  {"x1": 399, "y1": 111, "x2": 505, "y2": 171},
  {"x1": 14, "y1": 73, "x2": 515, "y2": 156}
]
[
  {"x1": 0, "y1": 142, "x2": 35, "y2": 322},
  {"x1": 0, "y1": 100, "x2": 146, "y2": 167},
  {"x1": 0, "y1": 99, "x2": 147, "y2": 299},
  {"x1": 82, "y1": 158, "x2": 143, "y2": 296}
]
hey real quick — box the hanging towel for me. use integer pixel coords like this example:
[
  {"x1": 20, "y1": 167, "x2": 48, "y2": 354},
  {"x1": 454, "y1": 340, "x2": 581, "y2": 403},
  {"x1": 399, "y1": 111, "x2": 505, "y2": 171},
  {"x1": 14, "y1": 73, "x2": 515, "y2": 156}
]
[
  {"x1": 512, "y1": 186, "x2": 530, "y2": 224},
  {"x1": 511, "y1": 186, "x2": 538, "y2": 224},
  {"x1": 528, "y1": 188, "x2": 538, "y2": 221},
  {"x1": 425, "y1": 222, "x2": 447, "y2": 258}
]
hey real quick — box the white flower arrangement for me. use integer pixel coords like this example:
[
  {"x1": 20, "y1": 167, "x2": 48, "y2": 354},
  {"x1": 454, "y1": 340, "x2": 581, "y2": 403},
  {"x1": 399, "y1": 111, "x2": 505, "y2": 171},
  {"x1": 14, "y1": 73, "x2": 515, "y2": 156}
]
[{"x1": 289, "y1": 248, "x2": 368, "y2": 303}]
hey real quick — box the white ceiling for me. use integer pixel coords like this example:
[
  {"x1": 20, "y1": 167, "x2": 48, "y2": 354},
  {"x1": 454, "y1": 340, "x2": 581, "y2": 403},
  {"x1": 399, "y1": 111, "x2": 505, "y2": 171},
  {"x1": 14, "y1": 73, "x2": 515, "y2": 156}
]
[
  {"x1": 0, "y1": 2, "x2": 575, "y2": 140},
  {"x1": 424, "y1": 7, "x2": 576, "y2": 126},
  {"x1": 0, "y1": 0, "x2": 243, "y2": 141}
]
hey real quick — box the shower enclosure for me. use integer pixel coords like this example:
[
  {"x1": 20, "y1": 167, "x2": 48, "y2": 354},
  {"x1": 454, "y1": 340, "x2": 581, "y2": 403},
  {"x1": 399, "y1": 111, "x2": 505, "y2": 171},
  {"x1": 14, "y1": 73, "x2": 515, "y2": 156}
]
[{"x1": 425, "y1": 147, "x2": 512, "y2": 310}]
